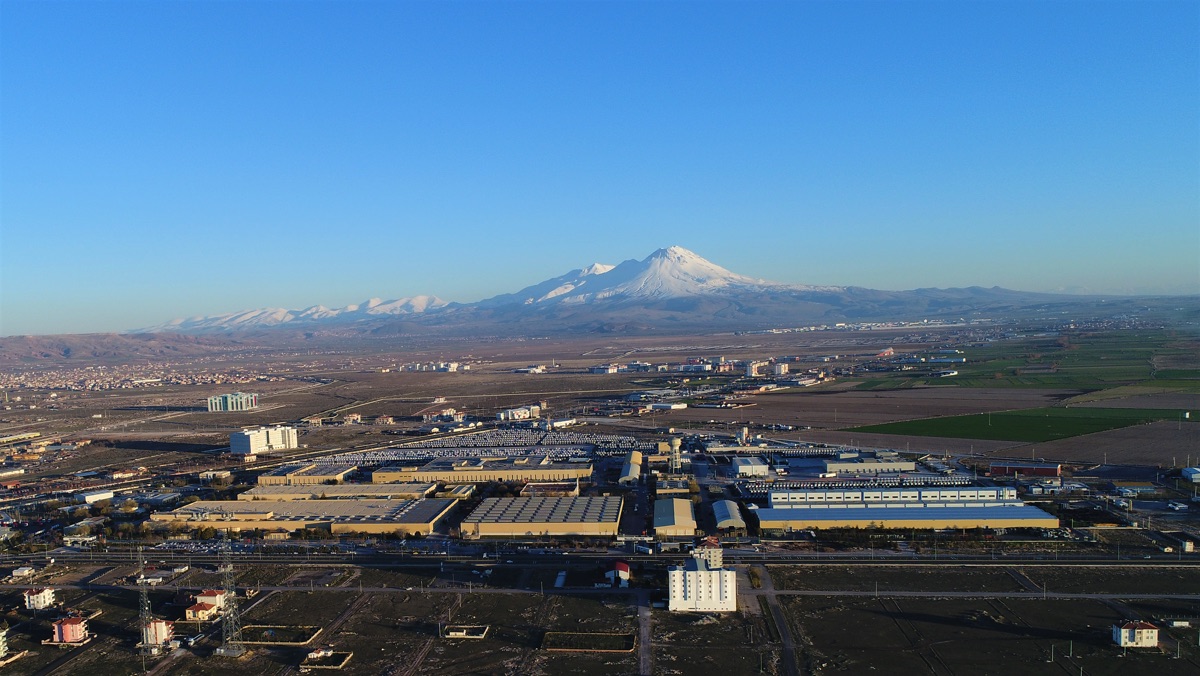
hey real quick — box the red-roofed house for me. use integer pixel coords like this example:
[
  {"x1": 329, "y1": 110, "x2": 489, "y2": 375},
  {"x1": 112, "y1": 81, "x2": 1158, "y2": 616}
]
[
  {"x1": 51, "y1": 616, "x2": 88, "y2": 644},
  {"x1": 194, "y1": 589, "x2": 228, "y2": 610},
  {"x1": 1113, "y1": 620, "x2": 1159, "y2": 648},
  {"x1": 185, "y1": 602, "x2": 219, "y2": 621},
  {"x1": 605, "y1": 561, "x2": 632, "y2": 588}
]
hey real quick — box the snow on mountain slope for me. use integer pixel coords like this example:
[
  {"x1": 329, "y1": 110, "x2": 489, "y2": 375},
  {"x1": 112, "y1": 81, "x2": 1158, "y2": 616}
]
[
  {"x1": 482, "y1": 246, "x2": 840, "y2": 307},
  {"x1": 147, "y1": 295, "x2": 448, "y2": 332},
  {"x1": 474, "y1": 262, "x2": 617, "y2": 307},
  {"x1": 143, "y1": 246, "x2": 848, "y2": 332}
]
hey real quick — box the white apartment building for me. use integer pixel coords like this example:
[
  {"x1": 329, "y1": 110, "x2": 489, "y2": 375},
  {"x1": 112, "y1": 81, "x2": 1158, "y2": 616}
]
[
  {"x1": 667, "y1": 547, "x2": 736, "y2": 612},
  {"x1": 142, "y1": 619, "x2": 174, "y2": 648},
  {"x1": 207, "y1": 392, "x2": 259, "y2": 412},
  {"x1": 230, "y1": 425, "x2": 298, "y2": 455},
  {"x1": 1113, "y1": 621, "x2": 1158, "y2": 648},
  {"x1": 24, "y1": 587, "x2": 55, "y2": 610}
]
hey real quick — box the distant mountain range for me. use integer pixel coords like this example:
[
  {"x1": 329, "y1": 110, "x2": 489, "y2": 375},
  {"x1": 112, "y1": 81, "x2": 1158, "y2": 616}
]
[{"x1": 133, "y1": 246, "x2": 1190, "y2": 337}]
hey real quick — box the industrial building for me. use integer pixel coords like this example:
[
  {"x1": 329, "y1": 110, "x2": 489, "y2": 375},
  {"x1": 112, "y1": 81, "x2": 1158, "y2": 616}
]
[
  {"x1": 619, "y1": 451, "x2": 642, "y2": 486},
  {"x1": 257, "y1": 463, "x2": 356, "y2": 486},
  {"x1": 207, "y1": 392, "x2": 259, "y2": 412},
  {"x1": 668, "y1": 547, "x2": 736, "y2": 612},
  {"x1": 238, "y1": 483, "x2": 437, "y2": 501},
  {"x1": 821, "y1": 456, "x2": 916, "y2": 474},
  {"x1": 151, "y1": 498, "x2": 456, "y2": 535},
  {"x1": 712, "y1": 500, "x2": 747, "y2": 532},
  {"x1": 520, "y1": 480, "x2": 581, "y2": 497},
  {"x1": 752, "y1": 486, "x2": 1059, "y2": 531},
  {"x1": 989, "y1": 462, "x2": 1062, "y2": 477},
  {"x1": 1183, "y1": 467, "x2": 1200, "y2": 483},
  {"x1": 732, "y1": 457, "x2": 770, "y2": 478},
  {"x1": 231, "y1": 425, "x2": 298, "y2": 455},
  {"x1": 654, "y1": 498, "x2": 698, "y2": 538},
  {"x1": 461, "y1": 496, "x2": 623, "y2": 538},
  {"x1": 497, "y1": 405, "x2": 541, "y2": 421},
  {"x1": 372, "y1": 455, "x2": 592, "y2": 484}
]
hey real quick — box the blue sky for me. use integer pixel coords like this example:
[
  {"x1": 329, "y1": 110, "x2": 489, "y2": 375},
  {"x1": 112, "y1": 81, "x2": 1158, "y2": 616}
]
[{"x1": 2, "y1": 0, "x2": 1197, "y2": 336}]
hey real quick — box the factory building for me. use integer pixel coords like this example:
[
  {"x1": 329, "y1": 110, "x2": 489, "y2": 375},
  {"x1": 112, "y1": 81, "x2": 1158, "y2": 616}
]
[
  {"x1": 520, "y1": 480, "x2": 581, "y2": 497},
  {"x1": 821, "y1": 457, "x2": 917, "y2": 474},
  {"x1": 712, "y1": 500, "x2": 747, "y2": 532},
  {"x1": 239, "y1": 483, "x2": 437, "y2": 501},
  {"x1": 74, "y1": 490, "x2": 114, "y2": 505},
  {"x1": 1183, "y1": 467, "x2": 1200, "y2": 483},
  {"x1": 207, "y1": 392, "x2": 259, "y2": 412},
  {"x1": 619, "y1": 451, "x2": 643, "y2": 486},
  {"x1": 989, "y1": 462, "x2": 1063, "y2": 477},
  {"x1": 231, "y1": 425, "x2": 298, "y2": 455},
  {"x1": 753, "y1": 486, "x2": 1058, "y2": 531},
  {"x1": 257, "y1": 463, "x2": 355, "y2": 486},
  {"x1": 151, "y1": 498, "x2": 456, "y2": 536},
  {"x1": 654, "y1": 498, "x2": 698, "y2": 538},
  {"x1": 732, "y1": 457, "x2": 770, "y2": 478},
  {"x1": 497, "y1": 405, "x2": 541, "y2": 421},
  {"x1": 461, "y1": 496, "x2": 623, "y2": 538},
  {"x1": 668, "y1": 547, "x2": 736, "y2": 612},
  {"x1": 372, "y1": 455, "x2": 592, "y2": 484}
]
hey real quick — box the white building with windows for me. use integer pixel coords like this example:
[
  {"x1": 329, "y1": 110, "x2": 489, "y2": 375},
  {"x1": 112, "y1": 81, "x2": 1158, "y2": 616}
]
[
  {"x1": 24, "y1": 587, "x2": 55, "y2": 610},
  {"x1": 667, "y1": 547, "x2": 736, "y2": 612},
  {"x1": 231, "y1": 425, "x2": 298, "y2": 455},
  {"x1": 207, "y1": 392, "x2": 259, "y2": 412},
  {"x1": 1113, "y1": 621, "x2": 1158, "y2": 648}
]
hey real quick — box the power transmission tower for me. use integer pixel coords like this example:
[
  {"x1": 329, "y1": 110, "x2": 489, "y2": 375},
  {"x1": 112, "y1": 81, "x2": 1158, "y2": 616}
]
[
  {"x1": 137, "y1": 546, "x2": 156, "y2": 655},
  {"x1": 214, "y1": 540, "x2": 245, "y2": 657}
]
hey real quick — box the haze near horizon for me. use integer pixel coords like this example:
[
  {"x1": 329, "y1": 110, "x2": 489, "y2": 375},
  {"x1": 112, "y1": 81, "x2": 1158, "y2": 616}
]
[{"x1": 1, "y1": 1, "x2": 1197, "y2": 336}]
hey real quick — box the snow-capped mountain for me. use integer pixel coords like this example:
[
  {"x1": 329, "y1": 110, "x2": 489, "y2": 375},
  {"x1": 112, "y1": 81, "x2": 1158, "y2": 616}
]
[
  {"x1": 147, "y1": 295, "x2": 447, "y2": 332},
  {"x1": 483, "y1": 246, "x2": 840, "y2": 306},
  {"x1": 137, "y1": 245, "x2": 1110, "y2": 336}
]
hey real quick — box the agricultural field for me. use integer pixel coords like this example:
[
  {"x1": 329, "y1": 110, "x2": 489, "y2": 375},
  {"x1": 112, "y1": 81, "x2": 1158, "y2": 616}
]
[{"x1": 851, "y1": 406, "x2": 1191, "y2": 443}]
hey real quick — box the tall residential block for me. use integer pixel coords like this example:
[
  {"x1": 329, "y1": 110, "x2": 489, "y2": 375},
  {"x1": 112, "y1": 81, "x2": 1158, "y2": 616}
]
[
  {"x1": 230, "y1": 425, "x2": 298, "y2": 455},
  {"x1": 207, "y1": 392, "x2": 259, "y2": 412}
]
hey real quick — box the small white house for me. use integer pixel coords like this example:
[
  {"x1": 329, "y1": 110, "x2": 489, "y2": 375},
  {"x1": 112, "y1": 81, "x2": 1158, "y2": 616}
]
[{"x1": 1113, "y1": 620, "x2": 1158, "y2": 648}]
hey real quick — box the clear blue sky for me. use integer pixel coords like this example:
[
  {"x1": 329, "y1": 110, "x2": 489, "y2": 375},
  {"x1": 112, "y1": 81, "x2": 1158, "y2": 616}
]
[{"x1": 2, "y1": 1, "x2": 1197, "y2": 336}]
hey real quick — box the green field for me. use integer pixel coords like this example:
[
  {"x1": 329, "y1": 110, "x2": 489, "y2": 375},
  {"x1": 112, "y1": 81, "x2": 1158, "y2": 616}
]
[
  {"x1": 851, "y1": 407, "x2": 1188, "y2": 442},
  {"x1": 854, "y1": 330, "x2": 1200, "y2": 391}
]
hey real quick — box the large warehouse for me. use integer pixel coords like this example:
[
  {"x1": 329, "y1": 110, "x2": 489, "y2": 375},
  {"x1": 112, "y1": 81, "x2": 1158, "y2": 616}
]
[
  {"x1": 654, "y1": 498, "x2": 698, "y2": 538},
  {"x1": 461, "y1": 496, "x2": 623, "y2": 538},
  {"x1": 752, "y1": 486, "x2": 1058, "y2": 531},
  {"x1": 151, "y1": 498, "x2": 456, "y2": 535},
  {"x1": 238, "y1": 483, "x2": 437, "y2": 501},
  {"x1": 258, "y1": 463, "x2": 356, "y2": 486},
  {"x1": 373, "y1": 455, "x2": 592, "y2": 484}
]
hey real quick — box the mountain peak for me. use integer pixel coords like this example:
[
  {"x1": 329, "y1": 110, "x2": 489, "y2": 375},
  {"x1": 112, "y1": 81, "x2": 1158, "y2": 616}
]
[{"x1": 650, "y1": 245, "x2": 701, "y2": 261}]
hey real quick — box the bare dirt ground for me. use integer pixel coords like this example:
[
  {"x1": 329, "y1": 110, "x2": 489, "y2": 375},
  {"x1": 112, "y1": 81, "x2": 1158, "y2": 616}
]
[
  {"x1": 1072, "y1": 392, "x2": 1200, "y2": 410},
  {"x1": 995, "y1": 420, "x2": 1200, "y2": 465}
]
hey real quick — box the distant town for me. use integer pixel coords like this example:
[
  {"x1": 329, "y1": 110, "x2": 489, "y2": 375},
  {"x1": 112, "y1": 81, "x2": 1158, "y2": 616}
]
[{"x1": 0, "y1": 319, "x2": 1196, "y2": 674}]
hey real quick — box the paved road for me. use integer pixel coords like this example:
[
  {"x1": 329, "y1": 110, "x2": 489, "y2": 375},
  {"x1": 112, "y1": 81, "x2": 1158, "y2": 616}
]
[{"x1": 757, "y1": 565, "x2": 802, "y2": 676}]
